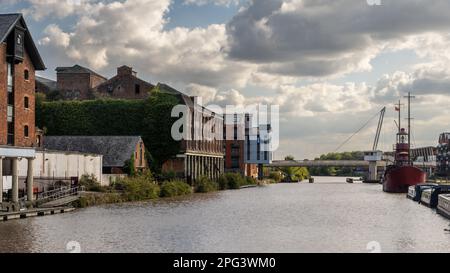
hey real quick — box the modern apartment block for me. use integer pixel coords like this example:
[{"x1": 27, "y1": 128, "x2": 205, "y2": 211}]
[
  {"x1": 0, "y1": 13, "x2": 45, "y2": 206},
  {"x1": 244, "y1": 114, "x2": 273, "y2": 179},
  {"x1": 224, "y1": 114, "x2": 258, "y2": 178}
]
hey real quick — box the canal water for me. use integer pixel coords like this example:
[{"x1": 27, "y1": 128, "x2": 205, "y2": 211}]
[{"x1": 1, "y1": 177, "x2": 449, "y2": 253}]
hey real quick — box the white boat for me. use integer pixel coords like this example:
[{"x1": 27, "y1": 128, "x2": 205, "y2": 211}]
[
  {"x1": 407, "y1": 185, "x2": 416, "y2": 200},
  {"x1": 437, "y1": 194, "x2": 450, "y2": 219},
  {"x1": 420, "y1": 189, "x2": 433, "y2": 207}
]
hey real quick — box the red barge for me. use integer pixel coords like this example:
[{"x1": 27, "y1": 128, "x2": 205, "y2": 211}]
[{"x1": 382, "y1": 93, "x2": 426, "y2": 193}]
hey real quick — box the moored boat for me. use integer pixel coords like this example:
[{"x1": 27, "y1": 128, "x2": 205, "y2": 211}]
[
  {"x1": 420, "y1": 189, "x2": 433, "y2": 207},
  {"x1": 382, "y1": 94, "x2": 427, "y2": 193},
  {"x1": 420, "y1": 185, "x2": 450, "y2": 208},
  {"x1": 437, "y1": 194, "x2": 450, "y2": 219},
  {"x1": 407, "y1": 183, "x2": 439, "y2": 201}
]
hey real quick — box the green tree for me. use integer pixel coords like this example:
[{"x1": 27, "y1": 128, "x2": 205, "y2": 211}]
[{"x1": 280, "y1": 155, "x2": 310, "y2": 182}]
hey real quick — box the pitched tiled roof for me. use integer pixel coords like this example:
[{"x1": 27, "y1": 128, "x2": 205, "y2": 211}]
[
  {"x1": 56, "y1": 64, "x2": 106, "y2": 80},
  {"x1": 0, "y1": 13, "x2": 45, "y2": 70},
  {"x1": 0, "y1": 14, "x2": 20, "y2": 43},
  {"x1": 44, "y1": 136, "x2": 143, "y2": 167}
]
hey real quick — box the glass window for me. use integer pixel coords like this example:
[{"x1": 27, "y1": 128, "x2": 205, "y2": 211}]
[
  {"x1": 24, "y1": 69, "x2": 29, "y2": 81},
  {"x1": 7, "y1": 122, "x2": 14, "y2": 145},
  {"x1": 7, "y1": 63, "x2": 13, "y2": 87},
  {"x1": 24, "y1": 125, "x2": 29, "y2": 137},
  {"x1": 7, "y1": 106, "x2": 13, "y2": 122}
]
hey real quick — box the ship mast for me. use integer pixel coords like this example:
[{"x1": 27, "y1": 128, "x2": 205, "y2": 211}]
[
  {"x1": 404, "y1": 92, "x2": 415, "y2": 165},
  {"x1": 395, "y1": 100, "x2": 402, "y2": 133}
]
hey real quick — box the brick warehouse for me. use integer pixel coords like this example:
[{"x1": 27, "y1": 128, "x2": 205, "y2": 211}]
[
  {"x1": 158, "y1": 83, "x2": 225, "y2": 183},
  {"x1": 55, "y1": 64, "x2": 107, "y2": 100},
  {"x1": 94, "y1": 65, "x2": 154, "y2": 99},
  {"x1": 0, "y1": 13, "x2": 45, "y2": 208}
]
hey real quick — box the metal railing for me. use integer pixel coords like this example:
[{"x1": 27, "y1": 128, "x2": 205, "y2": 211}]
[{"x1": 36, "y1": 186, "x2": 85, "y2": 203}]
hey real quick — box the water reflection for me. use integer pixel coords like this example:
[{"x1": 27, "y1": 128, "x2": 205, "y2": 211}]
[{"x1": 0, "y1": 177, "x2": 449, "y2": 253}]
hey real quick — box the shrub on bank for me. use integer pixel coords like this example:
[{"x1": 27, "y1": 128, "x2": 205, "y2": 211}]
[
  {"x1": 75, "y1": 192, "x2": 123, "y2": 208},
  {"x1": 269, "y1": 172, "x2": 282, "y2": 183},
  {"x1": 118, "y1": 175, "x2": 160, "y2": 201},
  {"x1": 79, "y1": 174, "x2": 103, "y2": 192},
  {"x1": 245, "y1": 176, "x2": 257, "y2": 186},
  {"x1": 195, "y1": 176, "x2": 218, "y2": 193},
  {"x1": 160, "y1": 180, "x2": 193, "y2": 197},
  {"x1": 218, "y1": 173, "x2": 256, "y2": 189}
]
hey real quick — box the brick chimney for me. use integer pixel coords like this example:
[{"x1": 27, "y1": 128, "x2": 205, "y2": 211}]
[{"x1": 117, "y1": 65, "x2": 136, "y2": 77}]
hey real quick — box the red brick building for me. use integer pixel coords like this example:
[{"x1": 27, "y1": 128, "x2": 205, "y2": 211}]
[
  {"x1": 0, "y1": 13, "x2": 45, "y2": 207},
  {"x1": 158, "y1": 84, "x2": 224, "y2": 183},
  {"x1": 55, "y1": 64, "x2": 107, "y2": 100},
  {"x1": 94, "y1": 65, "x2": 154, "y2": 99}
]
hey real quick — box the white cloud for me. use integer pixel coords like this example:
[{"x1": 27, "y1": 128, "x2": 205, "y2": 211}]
[
  {"x1": 22, "y1": 0, "x2": 94, "y2": 21},
  {"x1": 183, "y1": 0, "x2": 240, "y2": 7},
  {"x1": 23, "y1": 0, "x2": 450, "y2": 158},
  {"x1": 226, "y1": 0, "x2": 450, "y2": 78},
  {"x1": 36, "y1": 0, "x2": 253, "y2": 88}
]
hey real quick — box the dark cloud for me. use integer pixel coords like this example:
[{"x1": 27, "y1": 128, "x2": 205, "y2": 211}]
[{"x1": 226, "y1": 0, "x2": 450, "y2": 77}]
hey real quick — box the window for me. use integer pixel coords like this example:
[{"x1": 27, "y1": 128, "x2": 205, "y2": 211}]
[
  {"x1": 17, "y1": 34, "x2": 22, "y2": 45},
  {"x1": 24, "y1": 69, "x2": 29, "y2": 81},
  {"x1": 7, "y1": 122, "x2": 14, "y2": 145},
  {"x1": 24, "y1": 125, "x2": 29, "y2": 138},
  {"x1": 6, "y1": 62, "x2": 14, "y2": 145},
  {"x1": 135, "y1": 84, "x2": 140, "y2": 94},
  {"x1": 24, "y1": 96, "x2": 29, "y2": 109}
]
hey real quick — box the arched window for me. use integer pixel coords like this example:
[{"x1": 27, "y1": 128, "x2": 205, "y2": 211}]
[
  {"x1": 24, "y1": 125, "x2": 29, "y2": 137},
  {"x1": 24, "y1": 69, "x2": 29, "y2": 81}
]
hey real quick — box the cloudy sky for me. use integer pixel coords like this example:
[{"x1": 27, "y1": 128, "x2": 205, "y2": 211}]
[{"x1": 3, "y1": 0, "x2": 450, "y2": 159}]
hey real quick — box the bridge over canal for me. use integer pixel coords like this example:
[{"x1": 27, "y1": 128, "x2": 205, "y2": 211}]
[{"x1": 268, "y1": 160, "x2": 435, "y2": 168}]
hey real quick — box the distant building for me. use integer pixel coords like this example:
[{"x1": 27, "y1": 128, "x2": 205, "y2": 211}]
[
  {"x1": 55, "y1": 64, "x2": 107, "y2": 100},
  {"x1": 94, "y1": 65, "x2": 154, "y2": 99},
  {"x1": 223, "y1": 114, "x2": 258, "y2": 178},
  {"x1": 244, "y1": 115, "x2": 273, "y2": 178},
  {"x1": 43, "y1": 136, "x2": 148, "y2": 175},
  {"x1": 35, "y1": 75, "x2": 56, "y2": 95},
  {"x1": 158, "y1": 83, "x2": 225, "y2": 183},
  {"x1": 0, "y1": 13, "x2": 46, "y2": 205},
  {"x1": 437, "y1": 133, "x2": 450, "y2": 177}
]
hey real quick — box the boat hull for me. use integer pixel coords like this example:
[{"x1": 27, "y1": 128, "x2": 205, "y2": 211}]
[{"x1": 383, "y1": 166, "x2": 426, "y2": 193}]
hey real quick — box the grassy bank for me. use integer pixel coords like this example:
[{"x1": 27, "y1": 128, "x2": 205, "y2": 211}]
[{"x1": 74, "y1": 172, "x2": 259, "y2": 208}]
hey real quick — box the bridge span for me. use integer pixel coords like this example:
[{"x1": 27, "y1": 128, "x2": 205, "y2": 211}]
[{"x1": 268, "y1": 160, "x2": 435, "y2": 168}]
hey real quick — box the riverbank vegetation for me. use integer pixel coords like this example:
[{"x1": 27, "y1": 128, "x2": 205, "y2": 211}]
[
  {"x1": 264, "y1": 156, "x2": 310, "y2": 183},
  {"x1": 74, "y1": 171, "x2": 259, "y2": 208}
]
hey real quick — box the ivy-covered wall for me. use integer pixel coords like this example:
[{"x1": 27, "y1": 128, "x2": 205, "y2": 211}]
[{"x1": 36, "y1": 92, "x2": 182, "y2": 172}]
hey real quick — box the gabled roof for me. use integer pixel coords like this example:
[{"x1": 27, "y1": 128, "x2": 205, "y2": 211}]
[
  {"x1": 0, "y1": 13, "x2": 46, "y2": 70},
  {"x1": 43, "y1": 136, "x2": 144, "y2": 167},
  {"x1": 56, "y1": 64, "x2": 107, "y2": 80}
]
